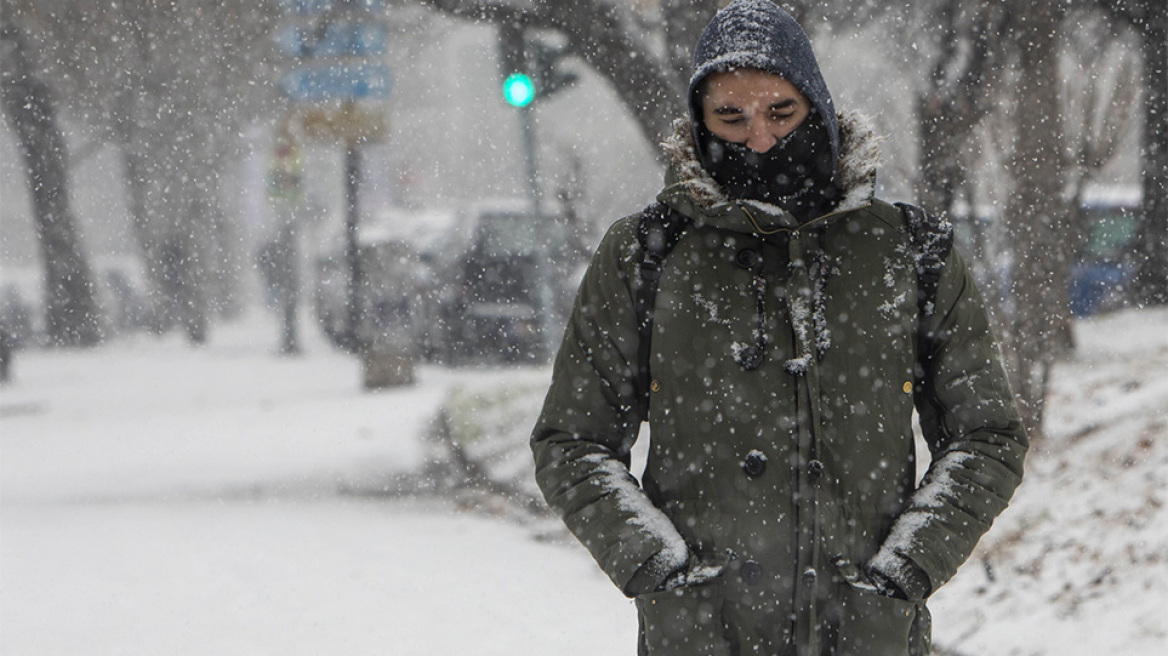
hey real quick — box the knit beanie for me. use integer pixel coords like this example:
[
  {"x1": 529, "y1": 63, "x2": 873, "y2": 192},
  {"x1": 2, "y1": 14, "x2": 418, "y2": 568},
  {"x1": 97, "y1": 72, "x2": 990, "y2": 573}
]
[{"x1": 688, "y1": 0, "x2": 839, "y2": 174}]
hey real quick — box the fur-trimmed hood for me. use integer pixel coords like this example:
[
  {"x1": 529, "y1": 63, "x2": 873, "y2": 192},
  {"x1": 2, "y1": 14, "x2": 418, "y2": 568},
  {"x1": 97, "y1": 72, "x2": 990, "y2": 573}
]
[{"x1": 659, "y1": 109, "x2": 882, "y2": 223}]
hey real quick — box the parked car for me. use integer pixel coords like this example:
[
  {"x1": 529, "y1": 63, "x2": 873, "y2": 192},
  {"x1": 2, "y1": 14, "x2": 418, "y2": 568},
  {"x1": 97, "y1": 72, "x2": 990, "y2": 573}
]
[
  {"x1": 443, "y1": 203, "x2": 550, "y2": 362},
  {"x1": 315, "y1": 200, "x2": 583, "y2": 364},
  {"x1": 1069, "y1": 184, "x2": 1142, "y2": 317},
  {"x1": 950, "y1": 184, "x2": 1143, "y2": 318},
  {"x1": 313, "y1": 227, "x2": 428, "y2": 355}
]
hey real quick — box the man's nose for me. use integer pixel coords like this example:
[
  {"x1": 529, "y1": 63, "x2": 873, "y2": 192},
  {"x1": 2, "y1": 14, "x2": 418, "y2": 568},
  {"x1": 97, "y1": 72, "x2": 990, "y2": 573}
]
[{"x1": 744, "y1": 124, "x2": 777, "y2": 153}]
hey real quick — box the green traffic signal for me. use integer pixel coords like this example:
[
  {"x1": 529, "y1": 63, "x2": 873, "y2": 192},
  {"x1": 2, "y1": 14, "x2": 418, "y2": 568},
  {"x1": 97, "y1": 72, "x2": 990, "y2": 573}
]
[{"x1": 503, "y1": 73, "x2": 536, "y2": 108}]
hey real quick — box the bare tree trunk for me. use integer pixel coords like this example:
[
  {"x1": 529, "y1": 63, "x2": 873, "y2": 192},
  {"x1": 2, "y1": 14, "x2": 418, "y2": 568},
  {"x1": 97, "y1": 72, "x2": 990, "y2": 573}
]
[
  {"x1": 115, "y1": 4, "x2": 173, "y2": 334},
  {"x1": 914, "y1": 0, "x2": 1004, "y2": 216},
  {"x1": 1132, "y1": 1, "x2": 1168, "y2": 305},
  {"x1": 1002, "y1": 1, "x2": 1070, "y2": 439},
  {"x1": 100, "y1": 0, "x2": 245, "y2": 341},
  {"x1": 916, "y1": 1, "x2": 962, "y2": 215},
  {"x1": 543, "y1": 1, "x2": 684, "y2": 146},
  {"x1": 119, "y1": 144, "x2": 166, "y2": 331},
  {"x1": 916, "y1": 105, "x2": 964, "y2": 215},
  {"x1": 164, "y1": 129, "x2": 213, "y2": 345},
  {"x1": 0, "y1": 5, "x2": 102, "y2": 347}
]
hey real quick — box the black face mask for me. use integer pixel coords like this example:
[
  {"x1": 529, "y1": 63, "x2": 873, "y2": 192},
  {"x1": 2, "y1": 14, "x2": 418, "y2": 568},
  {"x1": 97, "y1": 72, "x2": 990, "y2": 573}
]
[{"x1": 698, "y1": 114, "x2": 838, "y2": 220}]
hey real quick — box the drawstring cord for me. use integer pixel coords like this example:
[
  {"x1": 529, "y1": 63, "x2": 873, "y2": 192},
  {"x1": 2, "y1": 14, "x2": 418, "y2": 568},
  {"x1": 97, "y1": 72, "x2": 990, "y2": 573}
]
[{"x1": 750, "y1": 271, "x2": 768, "y2": 364}]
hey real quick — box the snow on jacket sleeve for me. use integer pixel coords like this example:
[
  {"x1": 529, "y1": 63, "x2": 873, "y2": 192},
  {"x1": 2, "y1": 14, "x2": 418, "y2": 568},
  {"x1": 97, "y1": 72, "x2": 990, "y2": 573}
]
[
  {"x1": 870, "y1": 246, "x2": 1029, "y2": 599},
  {"x1": 531, "y1": 217, "x2": 690, "y2": 596}
]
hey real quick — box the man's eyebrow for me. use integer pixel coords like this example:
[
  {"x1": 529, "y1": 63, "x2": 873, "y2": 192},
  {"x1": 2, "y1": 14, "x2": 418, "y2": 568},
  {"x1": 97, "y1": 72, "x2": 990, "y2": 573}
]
[
  {"x1": 770, "y1": 98, "x2": 799, "y2": 111},
  {"x1": 712, "y1": 106, "x2": 743, "y2": 115}
]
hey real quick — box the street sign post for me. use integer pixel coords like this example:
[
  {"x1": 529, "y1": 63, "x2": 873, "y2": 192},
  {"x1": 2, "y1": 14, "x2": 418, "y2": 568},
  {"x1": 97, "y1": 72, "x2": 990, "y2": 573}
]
[{"x1": 274, "y1": 1, "x2": 392, "y2": 367}]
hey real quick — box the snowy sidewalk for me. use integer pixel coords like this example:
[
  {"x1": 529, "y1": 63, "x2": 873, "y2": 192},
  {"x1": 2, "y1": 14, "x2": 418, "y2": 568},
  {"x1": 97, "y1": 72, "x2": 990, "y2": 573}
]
[
  {"x1": 1, "y1": 314, "x2": 635, "y2": 655},
  {"x1": 1, "y1": 318, "x2": 437, "y2": 503},
  {"x1": 1, "y1": 499, "x2": 633, "y2": 655}
]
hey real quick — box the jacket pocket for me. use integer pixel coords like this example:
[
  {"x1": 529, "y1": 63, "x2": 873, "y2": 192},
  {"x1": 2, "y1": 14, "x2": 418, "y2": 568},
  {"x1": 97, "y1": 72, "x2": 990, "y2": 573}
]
[
  {"x1": 831, "y1": 561, "x2": 923, "y2": 656},
  {"x1": 636, "y1": 576, "x2": 729, "y2": 656}
]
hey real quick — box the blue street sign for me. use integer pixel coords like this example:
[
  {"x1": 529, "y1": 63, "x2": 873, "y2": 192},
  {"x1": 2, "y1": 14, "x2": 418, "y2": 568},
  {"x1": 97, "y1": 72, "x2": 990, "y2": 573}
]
[
  {"x1": 274, "y1": 0, "x2": 386, "y2": 15},
  {"x1": 279, "y1": 62, "x2": 393, "y2": 102},
  {"x1": 275, "y1": 20, "x2": 388, "y2": 58}
]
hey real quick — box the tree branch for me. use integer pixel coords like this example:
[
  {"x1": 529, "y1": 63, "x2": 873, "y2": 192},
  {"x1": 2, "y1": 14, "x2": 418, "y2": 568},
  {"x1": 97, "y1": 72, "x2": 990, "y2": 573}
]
[{"x1": 418, "y1": 0, "x2": 687, "y2": 152}]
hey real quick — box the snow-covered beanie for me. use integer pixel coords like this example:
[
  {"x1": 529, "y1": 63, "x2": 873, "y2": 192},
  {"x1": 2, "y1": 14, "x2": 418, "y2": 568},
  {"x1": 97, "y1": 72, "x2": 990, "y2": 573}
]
[{"x1": 688, "y1": 0, "x2": 840, "y2": 174}]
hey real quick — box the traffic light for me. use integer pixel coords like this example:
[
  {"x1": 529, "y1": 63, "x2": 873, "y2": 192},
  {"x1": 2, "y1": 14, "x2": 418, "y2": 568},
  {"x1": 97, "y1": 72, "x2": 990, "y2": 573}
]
[
  {"x1": 502, "y1": 72, "x2": 536, "y2": 108},
  {"x1": 527, "y1": 37, "x2": 577, "y2": 101},
  {"x1": 497, "y1": 24, "x2": 577, "y2": 108}
]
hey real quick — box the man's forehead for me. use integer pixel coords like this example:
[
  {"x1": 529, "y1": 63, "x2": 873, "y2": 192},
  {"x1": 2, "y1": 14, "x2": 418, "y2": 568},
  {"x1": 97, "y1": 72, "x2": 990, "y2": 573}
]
[{"x1": 707, "y1": 77, "x2": 800, "y2": 101}]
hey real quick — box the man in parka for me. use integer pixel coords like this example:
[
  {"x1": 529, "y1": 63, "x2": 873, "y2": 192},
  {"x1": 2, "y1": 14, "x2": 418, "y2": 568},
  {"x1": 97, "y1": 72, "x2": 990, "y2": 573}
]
[{"x1": 531, "y1": 2, "x2": 1028, "y2": 654}]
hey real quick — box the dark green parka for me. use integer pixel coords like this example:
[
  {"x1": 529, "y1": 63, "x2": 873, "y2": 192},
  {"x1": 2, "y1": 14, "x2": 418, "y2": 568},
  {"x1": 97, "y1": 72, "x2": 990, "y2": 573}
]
[{"x1": 531, "y1": 111, "x2": 1028, "y2": 656}]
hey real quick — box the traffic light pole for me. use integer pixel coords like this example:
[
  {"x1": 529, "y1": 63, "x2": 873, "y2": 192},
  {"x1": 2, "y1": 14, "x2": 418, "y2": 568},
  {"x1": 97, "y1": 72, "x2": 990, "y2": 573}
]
[
  {"x1": 518, "y1": 106, "x2": 540, "y2": 218},
  {"x1": 516, "y1": 106, "x2": 557, "y2": 361},
  {"x1": 344, "y1": 141, "x2": 365, "y2": 354},
  {"x1": 499, "y1": 25, "x2": 577, "y2": 361}
]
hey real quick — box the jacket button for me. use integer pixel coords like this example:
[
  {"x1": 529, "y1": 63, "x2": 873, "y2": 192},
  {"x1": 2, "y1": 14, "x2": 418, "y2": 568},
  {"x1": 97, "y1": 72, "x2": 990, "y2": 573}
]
[
  {"x1": 742, "y1": 451, "x2": 768, "y2": 477},
  {"x1": 735, "y1": 248, "x2": 762, "y2": 270},
  {"x1": 807, "y1": 459, "x2": 824, "y2": 485},
  {"x1": 740, "y1": 560, "x2": 764, "y2": 585},
  {"x1": 736, "y1": 346, "x2": 764, "y2": 370},
  {"x1": 802, "y1": 568, "x2": 817, "y2": 588}
]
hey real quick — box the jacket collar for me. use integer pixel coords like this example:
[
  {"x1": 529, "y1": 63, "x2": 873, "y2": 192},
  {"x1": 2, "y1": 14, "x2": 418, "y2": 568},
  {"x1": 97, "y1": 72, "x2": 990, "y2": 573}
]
[{"x1": 657, "y1": 109, "x2": 882, "y2": 234}]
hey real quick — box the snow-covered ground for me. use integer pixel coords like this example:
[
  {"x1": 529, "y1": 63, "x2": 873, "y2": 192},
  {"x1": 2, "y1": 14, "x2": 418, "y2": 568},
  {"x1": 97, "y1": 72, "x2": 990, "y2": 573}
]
[
  {"x1": 1, "y1": 314, "x2": 634, "y2": 655},
  {"x1": 929, "y1": 308, "x2": 1168, "y2": 655},
  {"x1": 2, "y1": 307, "x2": 1166, "y2": 654}
]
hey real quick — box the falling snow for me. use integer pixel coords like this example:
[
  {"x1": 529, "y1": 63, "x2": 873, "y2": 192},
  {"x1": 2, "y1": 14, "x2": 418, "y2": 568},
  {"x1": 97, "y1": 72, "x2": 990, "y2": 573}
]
[{"x1": 1, "y1": 1, "x2": 1163, "y2": 654}]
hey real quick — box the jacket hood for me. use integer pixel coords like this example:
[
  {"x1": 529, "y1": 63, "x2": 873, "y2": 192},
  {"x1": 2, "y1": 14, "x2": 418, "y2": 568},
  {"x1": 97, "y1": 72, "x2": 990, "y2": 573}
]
[
  {"x1": 689, "y1": 0, "x2": 839, "y2": 173},
  {"x1": 659, "y1": 109, "x2": 882, "y2": 231}
]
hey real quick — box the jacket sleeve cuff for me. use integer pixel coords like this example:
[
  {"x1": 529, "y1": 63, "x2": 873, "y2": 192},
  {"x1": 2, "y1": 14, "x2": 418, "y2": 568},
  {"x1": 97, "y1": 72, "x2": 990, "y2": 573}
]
[
  {"x1": 867, "y1": 552, "x2": 933, "y2": 601},
  {"x1": 622, "y1": 549, "x2": 690, "y2": 597}
]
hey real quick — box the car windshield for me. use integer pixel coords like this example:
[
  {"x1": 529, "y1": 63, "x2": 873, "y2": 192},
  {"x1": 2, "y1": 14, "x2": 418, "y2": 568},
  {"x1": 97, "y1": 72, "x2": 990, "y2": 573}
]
[
  {"x1": 1084, "y1": 206, "x2": 1138, "y2": 260},
  {"x1": 477, "y1": 212, "x2": 541, "y2": 258}
]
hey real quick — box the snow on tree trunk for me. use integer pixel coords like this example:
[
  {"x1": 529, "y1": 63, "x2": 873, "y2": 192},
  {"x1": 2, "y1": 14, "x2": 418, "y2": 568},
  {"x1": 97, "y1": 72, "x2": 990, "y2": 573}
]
[
  {"x1": 1132, "y1": 1, "x2": 1168, "y2": 306},
  {"x1": 0, "y1": 8, "x2": 102, "y2": 347}
]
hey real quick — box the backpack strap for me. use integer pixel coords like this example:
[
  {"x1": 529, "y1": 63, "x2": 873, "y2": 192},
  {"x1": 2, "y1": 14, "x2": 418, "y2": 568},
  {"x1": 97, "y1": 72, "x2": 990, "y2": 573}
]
[
  {"x1": 895, "y1": 202, "x2": 954, "y2": 318},
  {"x1": 635, "y1": 202, "x2": 688, "y2": 405},
  {"x1": 895, "y1": 202, "x2": 954, "y2": 380}
]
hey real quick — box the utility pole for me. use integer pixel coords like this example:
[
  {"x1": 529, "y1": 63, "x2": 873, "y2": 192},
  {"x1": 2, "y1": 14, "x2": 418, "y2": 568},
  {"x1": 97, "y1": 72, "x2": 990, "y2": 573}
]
[{"x1": 343, "y1": 139, "x2": 364, "y2": 353}]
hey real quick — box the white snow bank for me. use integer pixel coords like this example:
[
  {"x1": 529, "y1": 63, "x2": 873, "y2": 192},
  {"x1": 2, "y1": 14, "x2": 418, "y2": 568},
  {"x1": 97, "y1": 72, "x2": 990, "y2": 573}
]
[{"x1": 929, "y1": 307, "x2": 1168, "y2": 655}]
